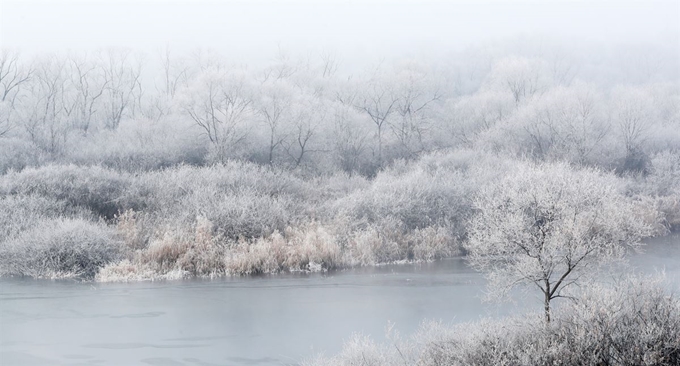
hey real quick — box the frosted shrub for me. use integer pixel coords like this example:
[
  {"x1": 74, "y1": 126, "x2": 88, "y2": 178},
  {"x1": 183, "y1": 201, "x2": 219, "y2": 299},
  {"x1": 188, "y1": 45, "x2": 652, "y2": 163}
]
[
  {"x1": 116, "y1": 209, "x2": 153, "y2": 251},
  {"x1": 624, "y1": 150, "x2": 680, "y2": 231},
  {"x1": 192, "y1": 188, "x2": 295, "y2": 239},
  {"x1": 646, "y1": 151, "x2": 680, "y2": 229},
  {"x1": 648, "y1": 151, "x2": 680, "y2": 197},
  {"x1": 282, "y1": 223, "x2": 342, "y2": 271},
  {"x1": 100, "y1": 216, "x2": 227, "y2": 280},
  {"x1": 343, "y1": 226, "x2": 387, "y2": 266},
  {"x1": 224, "y1": 223, "x2": 342, "y2": 275},
  {"x1": 410, "y1": 226, "x2": 457, "y2": 261},
  {"x1": 331, "y1": 154, "x2": 484, "y2": 264},
  {"x1": 0, "y1": 195, "x2": 92, "y2": 242},
  {"x1": 0, "y1": 137, "x2": 47, "y2": 174},
  {"x1": 658, "y1": 196, "x2": 680, "y2": 230},
  {"x1": 0, "y1": 218, "x2": 121, "y2": 279},
  {"x1": 122, "y1": 163, "x2": 310, "y2": 240},
  {"x1": 551, "y1": 276, "x2": 680, "y2": 366},
  {"x1": 341, "y1": 166, "x2": 467, "y2": 231},
  {"x1": 303, "y1": 334, "x2": 392, "y2": 366},
  {"x1": 96, "y1": 259, "x2": 157, "y2": 282},
  {"x1": 340, "y1": 220, "x2": 455, "y2": 265},
  {"x1": 1, "y1": 164, "x2": 132, "y2": 219},
  {"x1": 68, "y1": 118, "x2": 207, "y2": 171},
  {"x1": 225, "y1": 234, "x2": 286, "y2": 275},
  {"x1": 310, "y1": 173, "x2": 369, "y2": 203},
  {"x1": 143, "y1": 217, "x2": 226, "y2": 276},
  {"x1": 341, "y1": 220, "x2": 406, "y2": 265}
]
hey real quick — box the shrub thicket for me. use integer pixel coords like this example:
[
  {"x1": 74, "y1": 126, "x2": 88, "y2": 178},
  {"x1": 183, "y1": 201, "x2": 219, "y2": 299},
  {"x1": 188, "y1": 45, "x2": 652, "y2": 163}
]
[
  {"x1": 0, "y1": 148, "x2": 674, "y2": 281},
  {"x1": 0, "y1": 165, "x2": 132, "y2": 219},
  {"x1": 0, "y1": 218, "x2": 121, "y2": 279}
]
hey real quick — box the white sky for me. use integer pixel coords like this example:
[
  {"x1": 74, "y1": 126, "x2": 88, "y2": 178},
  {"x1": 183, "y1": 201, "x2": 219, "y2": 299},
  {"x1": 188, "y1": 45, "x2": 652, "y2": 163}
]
[{"x1": 1, "y1": 0, "x2": 678, "y2": 61}]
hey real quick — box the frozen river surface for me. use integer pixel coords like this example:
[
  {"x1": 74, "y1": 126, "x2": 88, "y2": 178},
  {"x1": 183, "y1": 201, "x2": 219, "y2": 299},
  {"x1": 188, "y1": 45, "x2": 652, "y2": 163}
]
[{"x1": 1, "y1": 234, "x2": 678, "y2": 365}]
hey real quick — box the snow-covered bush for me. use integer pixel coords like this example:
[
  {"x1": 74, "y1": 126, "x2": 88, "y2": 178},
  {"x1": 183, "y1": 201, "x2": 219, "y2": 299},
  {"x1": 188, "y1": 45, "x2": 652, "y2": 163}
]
[
  {"x1": 68, "y1": 118, "x2": 207, "y2": 171},
  {"x1": 0, "y1": 218, "x2": 121, "y2": 279},
  {"x1": 122, "y1": 162, "x2": 312, "y2": 240},
  {"x1": 0, "y1": 137, "x2": 48, "y2": 174},
  {"x1": 0, "y1": 164, "x2": 132, "y2": 219},
  {"x1": 0, "y1": 194, "x2": 92, "y2": 242}
]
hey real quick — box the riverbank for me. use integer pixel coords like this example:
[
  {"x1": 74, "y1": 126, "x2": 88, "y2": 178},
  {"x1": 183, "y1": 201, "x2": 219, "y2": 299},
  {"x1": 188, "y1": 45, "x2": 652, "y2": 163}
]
[
  {"x1": 1, "y1": 151, "x2": 678, "y2": 281},
  {"x1": 302, "y1": 275, "x2": 680, "y2": 366}
]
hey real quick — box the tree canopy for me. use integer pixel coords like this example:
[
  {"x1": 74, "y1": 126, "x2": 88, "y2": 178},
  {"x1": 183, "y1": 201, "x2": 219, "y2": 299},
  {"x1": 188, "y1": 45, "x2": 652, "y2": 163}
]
[{"x1": 465, "y1": 162, "x2": 654, "y2": 322}]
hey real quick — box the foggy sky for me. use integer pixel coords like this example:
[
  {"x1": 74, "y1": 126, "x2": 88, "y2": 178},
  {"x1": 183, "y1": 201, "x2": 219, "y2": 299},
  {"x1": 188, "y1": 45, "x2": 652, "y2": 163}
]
[{"x1": 2, "y1": 1, "x2": 678, "y2": 59}]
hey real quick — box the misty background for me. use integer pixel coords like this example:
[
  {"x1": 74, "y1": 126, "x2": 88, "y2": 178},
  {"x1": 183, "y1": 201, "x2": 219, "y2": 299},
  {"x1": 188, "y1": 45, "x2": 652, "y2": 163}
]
[{"x1": 2, "y1": 1, "x2": 679, "y2": 62}]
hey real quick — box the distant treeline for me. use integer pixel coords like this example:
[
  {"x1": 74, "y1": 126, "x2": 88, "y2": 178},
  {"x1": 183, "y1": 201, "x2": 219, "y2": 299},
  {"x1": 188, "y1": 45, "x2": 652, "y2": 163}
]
[{"x1": 0, "y1": 41, "x2": 678, "y2": 176}]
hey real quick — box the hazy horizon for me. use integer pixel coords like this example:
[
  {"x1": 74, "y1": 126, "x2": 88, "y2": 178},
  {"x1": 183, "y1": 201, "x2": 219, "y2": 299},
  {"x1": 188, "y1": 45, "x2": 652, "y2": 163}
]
[{"x1": 2, "y1": 0, "x2": 678, "y2": 65}]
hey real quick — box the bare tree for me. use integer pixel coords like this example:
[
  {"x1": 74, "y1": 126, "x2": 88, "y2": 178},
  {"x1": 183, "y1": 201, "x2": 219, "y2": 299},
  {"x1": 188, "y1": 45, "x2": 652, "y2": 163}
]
[
  {"x1": 99, "y1": 49, "x2": 143, "y2": 129},
  {"x1": 19, "y1": 57, "x2": 71, "y2": 155},
  {"x1": 180, "y1": 69, "x2": 253, "y2": 158},
  {"x1": 64, "y1": 54, "x2": 108, "y2": 134},
  {"x1": 0, "y1": 50, "x2": 33, "y2": 136},
  {"x1": 612, "y1": 86, "x2": 655, "y2": 155},
  {"x1": 485, "y1": 56, "x2": 552, "y2": 105},
  {"x1": 501, "y1": 83, "x2": 610, "y2": 164},
  {"x1": 446, "y1": 90, "x2": 514, "y2": 146},
  {"x1": 465, "y1": 162, "x2": 653, "y2": 323},
  {"x1": 260, "y1": 48, "x2": 299, "y2": 83},
  {"x1": 162, "y1": 47, "x2": 189, "y2": 99},
  {"x1": 0, "y1": 50, "x2": 33, "y2": 104},
  {"x1": 319, "y1": 50, "x2": 339, "y2": 79},
  {"x1": 354, "y1": 77, "x2": 398, "y2": 167},
  {"x1": 282, "y1": 96, "x2": 327, "y2": 168},
  {"x1": 256, "y1": 80, "x2": 294, "y2": 165},
  {"x1": 561, "y1": 84, "x2": 609, "y2": 164},
  {"x1": 389, "y1": 63, "x2": 443, "y2": 158},
  {"x1": 331, "y1": 102, "x2": 370, "y2": 175}
]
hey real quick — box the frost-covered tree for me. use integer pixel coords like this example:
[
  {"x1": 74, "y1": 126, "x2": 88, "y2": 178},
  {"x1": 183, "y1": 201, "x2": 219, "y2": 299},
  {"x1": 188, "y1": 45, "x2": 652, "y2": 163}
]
[
  {"x1": 354, "y1": 72, "x2": 399, "y2": 167},
  {"x1": 465, "y1": 162, "x2": 653, "y2": 322},
  {"x1": 0, "y1": 50, "x2": 32, "y2": 105},
  {"x1": 64, "y1": 53, "x2": 108, "y2": 134},
  {"x1": 18, "y1": 57, "x2": 71, "y2": 155},
  {"x1": 178, "y1": 68, "x2": 254, "y2": 160},
  {"x1": 282, "y1": 94, "x2": 327, "y2": 169},
  {"x1": 255, "y1": 79, "x2": 294, "y2": 165},
  {"x1": 507, "y1": 82, "x2": 609, "y2": 163},
  {"x1": 446, "y1": 90, "x2": 514, "y2": 146},
  {"x1": 99, "y1": 50, "x2": 143, "y2": 130},
  {"x1": 611, "y1": 86, "x2": 656, "y2": 154},
  {"x1": 0, "y1": 51, "x2": 32, "y2": 137},
  {"x1": 483, "y1": 56, "x2": 552, "y2": 105},
  {"x1": 389, "y1": 61, "x2": 443, "y2": 159},
  {"x1": 330, "y1": 101, "x2": 372, "y2": 175}
]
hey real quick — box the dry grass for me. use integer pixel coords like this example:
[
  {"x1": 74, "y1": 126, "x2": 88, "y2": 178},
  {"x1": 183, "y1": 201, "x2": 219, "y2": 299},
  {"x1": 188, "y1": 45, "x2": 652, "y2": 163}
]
[{"x1": 96, "y1": 216, "x2": 460, "y2": 281}]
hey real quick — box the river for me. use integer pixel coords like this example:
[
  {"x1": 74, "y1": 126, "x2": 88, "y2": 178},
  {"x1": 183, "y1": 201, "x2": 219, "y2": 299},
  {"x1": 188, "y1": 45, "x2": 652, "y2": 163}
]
[{"x1": 1, "y1": 234, "x2": 678, "y2": 366}]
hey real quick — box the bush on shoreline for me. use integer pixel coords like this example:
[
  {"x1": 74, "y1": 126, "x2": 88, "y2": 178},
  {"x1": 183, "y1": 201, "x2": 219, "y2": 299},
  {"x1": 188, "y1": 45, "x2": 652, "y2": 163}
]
[
  {"x1": 0, "y1": 218, "x2": 121, "y2": 279},
  {"x1": 303, "y1": 276, "x2": 680, "y2": 366}
]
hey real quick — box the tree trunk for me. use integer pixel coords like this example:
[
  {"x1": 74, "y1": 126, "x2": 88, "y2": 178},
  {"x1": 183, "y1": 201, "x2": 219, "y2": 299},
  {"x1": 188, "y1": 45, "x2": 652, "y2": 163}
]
[{"x1": 544, "y1": 291, "x2": 551, "y2": 324}]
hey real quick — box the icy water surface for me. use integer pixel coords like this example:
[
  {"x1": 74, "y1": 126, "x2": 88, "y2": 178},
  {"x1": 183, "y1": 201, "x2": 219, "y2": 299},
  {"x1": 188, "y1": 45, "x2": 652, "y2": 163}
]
[{"x1": 1, "y1": 234, "x2": 678, "y2": 366}]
